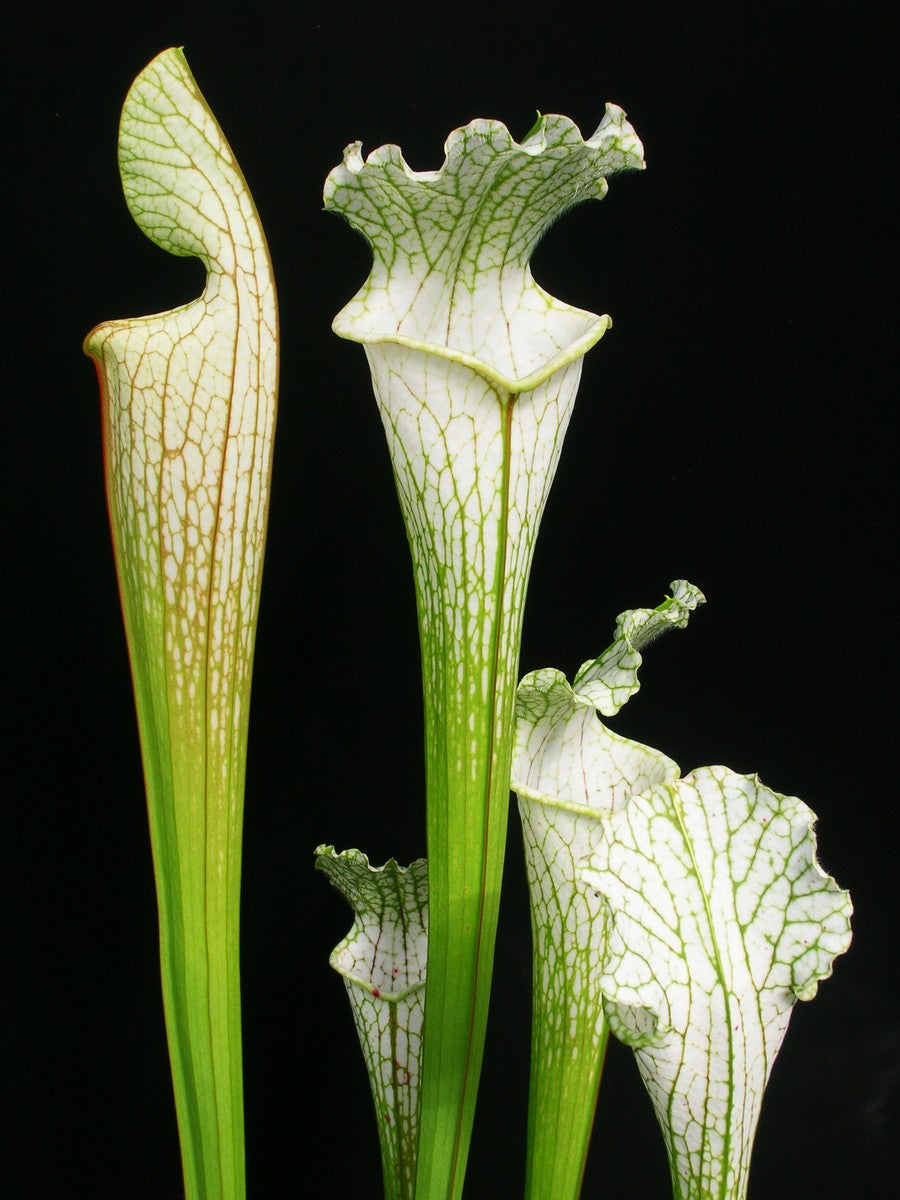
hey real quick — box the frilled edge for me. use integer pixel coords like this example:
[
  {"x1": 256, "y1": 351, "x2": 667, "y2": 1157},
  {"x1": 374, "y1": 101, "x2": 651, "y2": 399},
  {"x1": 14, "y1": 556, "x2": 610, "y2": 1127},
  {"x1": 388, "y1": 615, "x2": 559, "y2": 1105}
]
[
  {"x1": 573, "y1": 580, "x2": 706, "y2": 716},
  {"x1": 585, "y1": 768, "x2": 854, "y2": 1032},
  {"x1": 324, "y1": 104, "x2": 644, "y2": 197},
  {"x1": 326, "y1": 104, "x2": 643, "y2": 389},
  {"x1": 315, "y1": 845, "x2": 429, "y2": 1001},
  {"x1": 511, "y1": 694, "x2": 680, "y2": 819},
  {"x1": 511, "y1": 583, "x2": 705, "y2": 809}
]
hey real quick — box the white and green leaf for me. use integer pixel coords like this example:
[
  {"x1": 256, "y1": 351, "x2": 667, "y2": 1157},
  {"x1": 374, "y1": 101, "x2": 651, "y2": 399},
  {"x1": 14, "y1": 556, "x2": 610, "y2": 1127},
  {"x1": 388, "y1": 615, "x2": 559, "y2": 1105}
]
[
  {"x1": 84, "y1": 48, "x2": 278, "y2": 1200},
  {"x1": 585, "y1": 767, "x2": 852, "y2": 1200},
  {"x1": 325, "y1": 107, "x2": 643, "y2": 1199},
  {"x1": 512, "y1": 583, "x2": 702, "y2": 1198},
  {"x1": 316, "y1": 848, "x2": 428, "y2": 1200}
]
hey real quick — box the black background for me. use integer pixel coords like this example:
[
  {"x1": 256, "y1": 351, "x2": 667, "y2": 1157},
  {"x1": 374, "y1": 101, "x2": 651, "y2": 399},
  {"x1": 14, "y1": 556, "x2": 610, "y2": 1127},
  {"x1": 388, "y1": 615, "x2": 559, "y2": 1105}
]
[{"x1": 7, "y1": 2, "x2": 896, "y2": 1197}]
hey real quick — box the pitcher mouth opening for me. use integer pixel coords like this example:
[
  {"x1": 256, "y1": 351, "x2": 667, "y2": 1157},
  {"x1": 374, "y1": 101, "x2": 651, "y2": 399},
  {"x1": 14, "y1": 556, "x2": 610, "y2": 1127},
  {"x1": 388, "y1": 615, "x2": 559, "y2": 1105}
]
[{"x1": 332, "y1": 313, "x2": 611, "y2": 394}]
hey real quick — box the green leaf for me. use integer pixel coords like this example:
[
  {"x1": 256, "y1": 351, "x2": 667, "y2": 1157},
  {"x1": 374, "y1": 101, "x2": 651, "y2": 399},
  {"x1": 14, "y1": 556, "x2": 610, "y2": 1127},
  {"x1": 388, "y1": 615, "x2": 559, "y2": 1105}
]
[
  {"x1": 585, "y1": 767, "x2": 853, "y2": 1200},
  {"x1": 512, "y1": 583, "x2": 701, "y2": 1198},
  {"x1": 84, "y1": 48, "x2": 278, "y2": 1200},
  {"x1": 316, "y1": 847, "x2": 428, "y2": 1200},
  {"x1": 325, "y1": 106, "x2": 644, "y2": 1199}
]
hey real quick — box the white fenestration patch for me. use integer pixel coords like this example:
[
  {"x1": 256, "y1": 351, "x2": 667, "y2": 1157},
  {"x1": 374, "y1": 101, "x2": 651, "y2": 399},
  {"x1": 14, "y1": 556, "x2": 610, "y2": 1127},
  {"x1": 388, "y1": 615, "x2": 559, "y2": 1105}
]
[
  {"x1": 86, "y1": 48, "x2": 277, "y2": 778},
  {"x1": 316, "y1": 848, "x2": 428, "y2": 1200},
  {"x1": 587, "y1": 766, "x2": 851, "y2": 1200}
]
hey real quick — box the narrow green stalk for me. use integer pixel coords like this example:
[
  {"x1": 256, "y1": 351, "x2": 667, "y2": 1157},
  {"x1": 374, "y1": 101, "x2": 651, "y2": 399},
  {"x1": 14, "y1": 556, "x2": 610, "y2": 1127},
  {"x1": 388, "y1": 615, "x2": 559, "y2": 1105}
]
[
  {"x1": 84, "y1": 48, "x2": 278, "y2": 1198},
  {"x1": 413, "y1": 389, "x2": 521, "y2": 1196}
]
